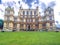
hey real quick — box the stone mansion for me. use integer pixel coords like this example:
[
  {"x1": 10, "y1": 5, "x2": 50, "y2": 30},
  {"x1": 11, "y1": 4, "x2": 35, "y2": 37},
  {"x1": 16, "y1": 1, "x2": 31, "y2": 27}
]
[{"x1": 3, "y1": 6, "x2": 55, "y2": 31}]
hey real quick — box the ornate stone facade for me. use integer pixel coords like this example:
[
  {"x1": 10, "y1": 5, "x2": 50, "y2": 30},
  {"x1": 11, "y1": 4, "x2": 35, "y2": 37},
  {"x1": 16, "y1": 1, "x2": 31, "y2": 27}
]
[{"x1": 3, "y1": 6, "x2": 55, "y2": 31}]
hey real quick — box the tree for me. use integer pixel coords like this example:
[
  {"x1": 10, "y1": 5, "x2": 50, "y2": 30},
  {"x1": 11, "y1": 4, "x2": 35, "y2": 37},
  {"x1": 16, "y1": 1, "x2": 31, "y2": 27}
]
[{"x1": 0, "y1": 19, "x2": 3, "y2": 29}]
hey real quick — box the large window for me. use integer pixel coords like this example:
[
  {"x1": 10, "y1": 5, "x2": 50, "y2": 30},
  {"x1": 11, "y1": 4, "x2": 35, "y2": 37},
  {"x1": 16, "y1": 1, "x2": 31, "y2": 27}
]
[
  {"x1": 50, "y1": 23, "x2": 52, "y2": 26},
  {"x1": 23, "y1": 11, "x2": 25, "y2": 15},
  {"x1": 5, "y1": 11, "x2": 10, "y2": 15},
  {"x1": 27, "y1": 11, "x2": 29, "y2": 15},
  {"x1": 7, "y1": 11, "x2": 10, "y2": 14},
  {"x1": 29, "y1": 19, "x2": 31, "y2": 22},
  {"x1": 30, "y1": 11, "x2": 32, "y2": 15},
  {"x1": 7, "y1": 16, "x2": 10, "y2": 21},
  {"x1": 34, "y1": 11, "x2": 36, "y2": 15},
  {"x1": 27, "y1": 19, "x2": 29, "y2": 22},
  {"x1": 49, "y1": 10, "x2": 51, "y2": 14},
  {"x1": 35, "y1": 19, "x2": 38, "y2": 22},
  {"x1": 42, "y1": 24, "x2": 46, "y2": 26},
  {"x1": 14, "y1": 17, "x2": 17, "y2": 22},
  {"x1": 26, "y1": 19, "x2": 31, "y2": 22},
  {"x1": 49, "y1": 16, "x2": 52, "y2": 20}
]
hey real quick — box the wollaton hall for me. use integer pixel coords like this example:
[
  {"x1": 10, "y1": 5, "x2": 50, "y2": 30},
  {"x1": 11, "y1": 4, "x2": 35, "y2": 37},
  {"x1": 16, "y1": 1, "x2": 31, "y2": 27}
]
[{"x1": 3, "y1": 6, "x2": 55, "y2": 31}]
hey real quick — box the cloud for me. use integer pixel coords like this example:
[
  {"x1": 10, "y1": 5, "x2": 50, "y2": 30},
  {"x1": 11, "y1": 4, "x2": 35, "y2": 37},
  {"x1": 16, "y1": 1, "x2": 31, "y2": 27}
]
[
  {"x1": 48, "y1": 1, "x2": 56, "y2": 8},
  {"x1": 40, "y1": 2, "x2": 46, "y2": 10},
  {"x1": 40, "y1": 1, "x2": 56, "y2": 10},
  {"x1": 0, "y1": 9, "x2": 3, "y2": 12},
  {"x1": 0, "y1": 4, "x2": 5, "y2": 11},
  {"x1": 56, "y1": 21, "x2": 59, "y2": 24},
  {"x1": 0, "y1": 11, "x2": 4, "y2": 19},
  {"x1": 18, "y1": 1, "x2": 20, "y2": 4},
  {"x1": 56, "y1": 23, "x2": 60, "y2": 28},
  {"x1": 3, "y1": 1, "x2": 16, "y2": 7},
  {"x1": 22, "y1": 0, "x2": 35, "y2": 7},
  {"x1": 34, "y1": 0, "x2": 39, "y2": 4}
]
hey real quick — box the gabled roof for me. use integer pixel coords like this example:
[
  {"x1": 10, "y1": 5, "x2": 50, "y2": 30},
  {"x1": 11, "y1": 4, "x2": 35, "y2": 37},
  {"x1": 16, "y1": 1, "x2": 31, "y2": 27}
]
[
  {"x1": 5, "y1": 6, "x2": 14, "y2": 13},
  {"x1": 44, "y1": 7, "x2": 53, "y2": 13}
]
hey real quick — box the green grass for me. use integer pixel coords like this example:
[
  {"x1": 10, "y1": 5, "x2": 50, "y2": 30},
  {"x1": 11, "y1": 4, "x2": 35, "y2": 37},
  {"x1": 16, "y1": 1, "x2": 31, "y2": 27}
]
[{"x1": 0, "y1": 31, "x2": 60, "y2": 45}]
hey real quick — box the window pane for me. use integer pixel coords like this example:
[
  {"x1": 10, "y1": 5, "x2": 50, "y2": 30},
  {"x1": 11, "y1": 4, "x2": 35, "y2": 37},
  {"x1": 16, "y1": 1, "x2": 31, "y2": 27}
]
[
  {"x1": 30, "y1": 11, "x2": 32, "y2": 15},
  {"x1": 34, "y1": 11, "x2": 36, "y2": 15},
  {"x1": 42, "y1": 24, "x2": 46, "y2": 26},
  {"x1": 49, "y1": 16, "x2": 52, "y2": 20},
  {"x1": 50, "y1": 23, "x2": 52, "y2": 26},
  {"x1": 23, "y1": 11, "x2": 25, "y2": 15},
  {"x1": 49, "y1": 11, "x2": 51, "y2": 14},
  {"x1": 27, "y1": 11, "x2": 29, "y2": 15}
]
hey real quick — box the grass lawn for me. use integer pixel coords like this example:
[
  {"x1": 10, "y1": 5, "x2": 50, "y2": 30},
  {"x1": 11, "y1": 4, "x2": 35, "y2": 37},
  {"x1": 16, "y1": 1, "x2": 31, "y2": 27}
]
[{"x1": 0, "y1": 31, "x2": 60, "y2": 45}]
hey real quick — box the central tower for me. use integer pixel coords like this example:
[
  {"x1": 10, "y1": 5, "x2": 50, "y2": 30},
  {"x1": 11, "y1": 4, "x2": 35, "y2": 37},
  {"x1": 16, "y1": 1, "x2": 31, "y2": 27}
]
[{"x1": 18, "y1": 6, "x2": 41, "y2": 30}]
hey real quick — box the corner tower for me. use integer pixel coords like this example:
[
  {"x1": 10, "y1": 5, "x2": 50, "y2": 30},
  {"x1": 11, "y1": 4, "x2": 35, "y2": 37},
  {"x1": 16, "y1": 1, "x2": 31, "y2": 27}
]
[
  {"x1": 3, "y1": 6, "x2": 14, "y2": 31},
  {"x1": 44, "y1": 7, "x2": 55, "y2": 30}
]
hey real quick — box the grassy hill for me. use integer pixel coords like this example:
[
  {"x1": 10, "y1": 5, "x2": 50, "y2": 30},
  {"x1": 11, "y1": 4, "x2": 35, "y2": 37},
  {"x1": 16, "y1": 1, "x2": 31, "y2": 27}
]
[{"x1": 0, "y1": 32, "x2": 60, "y2": 45}]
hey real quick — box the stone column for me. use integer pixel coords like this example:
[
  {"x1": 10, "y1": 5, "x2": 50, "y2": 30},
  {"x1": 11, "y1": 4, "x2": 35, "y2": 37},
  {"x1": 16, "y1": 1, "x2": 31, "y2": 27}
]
[
  {"x1": 53, "y1": 23, "x2": 56, "y2": 30},
  {"x1": 17, "y1": 24, "x2": 20, "y2": 31},
  {"x1": 39, "y1": 24, "x2": 42, "y2": 29},
  {"x1": 3, "y1": 22, "x2": 7, "y2": 30},
  {"x1": 33, "y1": 19, "x2": 35, "y2": 22},
  {"x1": 33, "y1": 25, "x2": 35, "y2": 29},
  {"x1": 46, "y1": 23, "x2": 50, "y2": 30},
  {"x1": 32, "y1": 11, "x2": 34, "y2": 15},
  {"x1": 24, "y1": 24, "x2": 26, "y2": 30},
  {"x1": 9, "y1": 22, "x2": 13, "y2": 30}
]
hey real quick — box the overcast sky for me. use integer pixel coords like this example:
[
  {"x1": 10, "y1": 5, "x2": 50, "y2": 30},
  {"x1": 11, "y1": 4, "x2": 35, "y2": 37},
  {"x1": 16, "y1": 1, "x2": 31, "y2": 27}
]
[{"x1": 0, "y1": 0, "x2": 60, "y2": 24}]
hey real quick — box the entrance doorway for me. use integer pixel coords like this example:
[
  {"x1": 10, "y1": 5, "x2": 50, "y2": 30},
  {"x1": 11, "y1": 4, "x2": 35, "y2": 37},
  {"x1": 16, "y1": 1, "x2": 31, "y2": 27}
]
[{"x1": 28, "y1": 25, "x2": 30, "y2": 30}]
